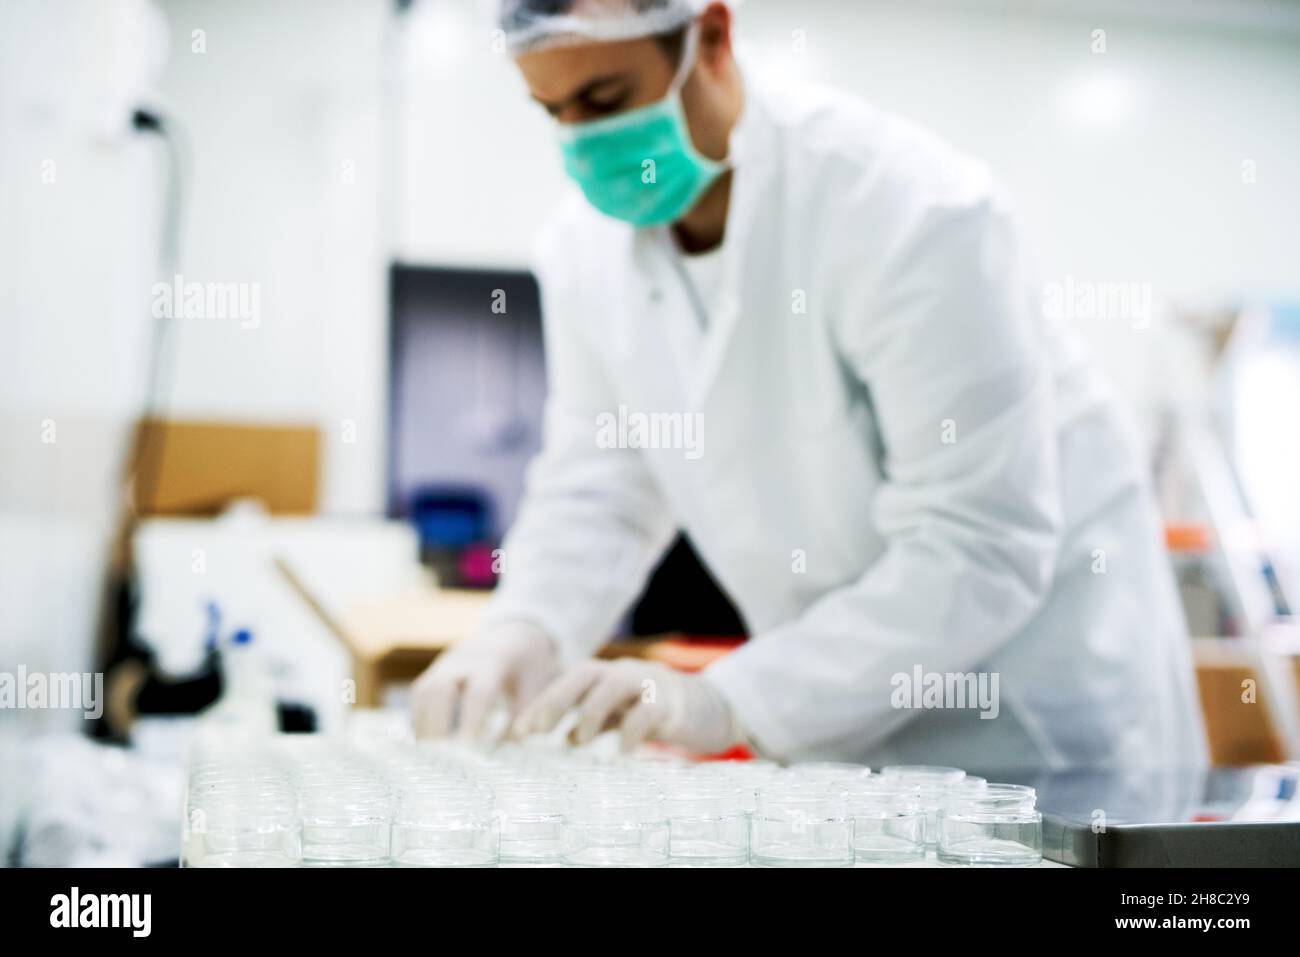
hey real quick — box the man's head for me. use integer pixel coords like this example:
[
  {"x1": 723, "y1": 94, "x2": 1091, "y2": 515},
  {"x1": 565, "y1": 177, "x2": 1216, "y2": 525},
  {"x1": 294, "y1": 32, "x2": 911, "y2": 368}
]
[
  {"x1": 507, "y1": 1, "x2": 738, "y2": 157},
  {"x1": 504, "y1": 0, "x2": 742, "y2": 229}
]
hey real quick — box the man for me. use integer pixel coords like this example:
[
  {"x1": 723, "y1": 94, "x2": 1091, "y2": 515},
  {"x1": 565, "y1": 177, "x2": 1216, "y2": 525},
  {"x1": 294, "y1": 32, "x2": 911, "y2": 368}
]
[{"x1": 411, "y1": 0, "x2": 1206, "y2": 770}]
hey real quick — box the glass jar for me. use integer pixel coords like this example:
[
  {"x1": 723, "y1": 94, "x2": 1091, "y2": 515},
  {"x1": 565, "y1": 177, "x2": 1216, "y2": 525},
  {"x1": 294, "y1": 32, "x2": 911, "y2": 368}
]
[
  {"x1": 562, "y1": 781, "x2": 669, "y2": 868},
  {"x1": 662, "y1": 781, "x2": 748, "y2": 867},
  {"x1": 839, "y1": 777, "x2": 926, "y2": 864},
  {"x1": 880, "y1": 765, "x2": 973, "y2": 847},
  {"x1": 391, "y1": 782, "x2": 499, "y2": 867},
  {"x1": 290, "y1": 760, "x2": 373, "y2": 783},
  {"x1": 750, "y1": 783, "x2": 853, "y2": 867},
  {"x1": 372, "y1": 742, "x2": 474, "y2": 785},
  {"x1": 692, "y1": 760, "x2": 782, "y2": 814},
  {"x1": 298, "y1": 780, "x2": 392, "y2": 867},
  {"x1": 487, "y1": 773, "x2": 573, "y2": 867},
  {"x1": 879, "y1": 765, "x2": 965, "y2": 784},
  {"x1": 786, "y1": 762, "x2": 871, "y2": 783},
  {"x1": 937, "y1": 783, "x2": 1042, "y2": 866},
  {"x1": 189, "y1": 767, "x2": 290, "y2": 792},
  {"x1": 183, "y1": 789, "x2": 301, "y2": 867}
]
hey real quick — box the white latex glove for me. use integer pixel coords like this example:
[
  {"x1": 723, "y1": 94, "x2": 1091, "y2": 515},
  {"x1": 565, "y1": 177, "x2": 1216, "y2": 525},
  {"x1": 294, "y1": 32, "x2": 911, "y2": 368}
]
[
  {"x1": 410, "y1": 621, "x2": 559, "y2": 741},
  {"x1": 512, "y1": 659, "x2": 744, "y2": 755}
]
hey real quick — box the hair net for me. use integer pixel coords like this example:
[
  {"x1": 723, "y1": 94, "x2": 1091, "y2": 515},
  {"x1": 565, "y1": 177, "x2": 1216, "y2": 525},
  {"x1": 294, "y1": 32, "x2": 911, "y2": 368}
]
[{"x1": 498, "y1": 0, "x2": 716, "y2": 53}]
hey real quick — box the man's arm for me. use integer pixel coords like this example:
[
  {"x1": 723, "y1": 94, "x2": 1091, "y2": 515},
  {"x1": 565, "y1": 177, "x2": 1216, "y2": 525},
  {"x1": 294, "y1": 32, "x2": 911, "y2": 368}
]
[{"x1": 480, "y1": 245, "x2": 678, "y2": 665}]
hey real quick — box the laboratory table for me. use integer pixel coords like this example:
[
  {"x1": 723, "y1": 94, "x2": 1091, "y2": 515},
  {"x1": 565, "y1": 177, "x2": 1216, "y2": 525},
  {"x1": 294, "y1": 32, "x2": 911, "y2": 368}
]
[{"x1": 984, "y1": 764, "x2": 1300, "y2": 867}]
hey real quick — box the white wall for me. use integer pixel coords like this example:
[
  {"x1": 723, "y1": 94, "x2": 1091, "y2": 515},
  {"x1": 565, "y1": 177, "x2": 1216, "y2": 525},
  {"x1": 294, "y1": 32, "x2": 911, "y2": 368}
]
[
  {"x1": 1, "y1": 0, "x2": 167, "y2": 727},
  {"x1": 395, "y1": 0, "x2": 562, "y2": 269},
  {"x1": 395, "y1": 0, "x2": 1300, "y2": 415},
  {"x1": 153, "y1": 0, "x2": 390, "y2": 514}
]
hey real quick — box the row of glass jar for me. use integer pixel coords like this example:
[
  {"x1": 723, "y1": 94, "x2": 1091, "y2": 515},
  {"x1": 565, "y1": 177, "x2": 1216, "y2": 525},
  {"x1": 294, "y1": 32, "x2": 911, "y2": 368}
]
[{"x1": 182, "y1": 752, "x2": 1042, "y2": 867}]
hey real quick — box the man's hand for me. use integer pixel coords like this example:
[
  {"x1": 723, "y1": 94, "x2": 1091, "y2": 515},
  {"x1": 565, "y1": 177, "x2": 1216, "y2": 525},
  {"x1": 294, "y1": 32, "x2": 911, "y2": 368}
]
[
  {"x1": 410, "y1": 621, "x2": 558, "y2": 741},
  {"x1": 512, "y1": 659, "x2": 743, "y2": 754}
]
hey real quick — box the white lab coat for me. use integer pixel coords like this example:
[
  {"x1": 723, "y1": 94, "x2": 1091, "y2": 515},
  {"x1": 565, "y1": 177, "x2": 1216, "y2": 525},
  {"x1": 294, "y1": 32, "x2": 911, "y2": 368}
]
[{"x1": 483, "y1": 69, "x2": 1208, "y2": 771}]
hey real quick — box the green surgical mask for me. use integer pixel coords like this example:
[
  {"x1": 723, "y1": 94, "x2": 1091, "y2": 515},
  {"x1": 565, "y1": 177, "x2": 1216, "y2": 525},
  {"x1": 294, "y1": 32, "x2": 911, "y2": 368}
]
[{"x1": 557, "y1": 25, "x2": 726, "y2": 228}]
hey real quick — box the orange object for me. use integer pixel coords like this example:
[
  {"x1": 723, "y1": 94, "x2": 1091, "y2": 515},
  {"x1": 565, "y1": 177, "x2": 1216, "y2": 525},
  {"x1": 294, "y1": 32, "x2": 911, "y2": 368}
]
[
  {"x1": 644, "y1": 742, "x2": 757, "y2": 762},
  {"x1": 645, "y1": 636, "x2": 745, "y2": 672},
  {"x1": 696, "y1": 745, "x2": 757, "y2": 762},
  {"x1": 1166, "y1": 523, "x2": 1211, "y2": 553},
  {"x1": 597, "y1": 634, "x2": 744, "y2": 672}
]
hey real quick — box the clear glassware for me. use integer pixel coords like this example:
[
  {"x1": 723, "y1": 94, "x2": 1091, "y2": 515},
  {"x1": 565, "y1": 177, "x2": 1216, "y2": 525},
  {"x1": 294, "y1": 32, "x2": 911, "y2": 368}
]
[
  {"x1": 786, "y1": 762, "x2": 871, "y2": 783},
  {"x1": 839, "y1": 777, "x2": 926, "y2": 864},
  {"x1": 957, "y1": 775, "x2": 987, "y2": 789},
  {"x1": 692, "y1": 760, "x2": 782, "y2": 813},
  {"x1": 560, "y1": 762, "x2": 651, "y2": 783},
  {"x1": 383, "y1": 762, "x2": 470, "y2": 786},
  {"x1": 662, "y1": 781, "x2": 748, "y2": 867},
  {"x1": 290, "y1": 759, "x2": 372, "y2": 780},
  {"x1": 693, "y1": 759, "x2": 780, "y2": 777},
  {"x1": 937, "y1": 783, "x2": 1042, "y2": 867},
  {"x1": 749, "y1": 783, "x2": 853, "y2": 867},
  {"x1": 371, "y1": 742, "x2": 473, "y2": 785},
  {"x1": 391, "y1": 782, "x2": 499, "y2": 867},
  {"x1": 487, "y1": 773, "x2": 573, "y2": 867},
  {"x1": 880, "y1": 765, "x2": 965, "y2": 783},
  {"x1": 299, "y1": 780, "x2": 392, "y2": 867},
  {"x1": 189, "y1": 766, "x2": 289, "y2": 791},
  {"x1": 186, "y1": 765, "x2": 296, "y2": 805},
  {"x1": 880, "y1": 765, "x2": 973, "y2": 847},
  {"x1": 641, "y1": 762, "x2": 696, "y2": 786},
  {"x1": 183, "y1": 790, "x2": 301, "y2": 867},
  {"x1": 562, "y1": 781, "x2": 669, "y2": 868}
]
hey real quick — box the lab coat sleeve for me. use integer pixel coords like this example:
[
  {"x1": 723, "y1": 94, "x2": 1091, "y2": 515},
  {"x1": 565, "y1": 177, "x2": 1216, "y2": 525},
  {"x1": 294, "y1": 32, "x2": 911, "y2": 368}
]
[
  {"x1": 704, "y1": 195, "x2": 1064, "y2": 760},
  {"x1": 480, "y1": 239, "x2": 677, "y2": 664}
]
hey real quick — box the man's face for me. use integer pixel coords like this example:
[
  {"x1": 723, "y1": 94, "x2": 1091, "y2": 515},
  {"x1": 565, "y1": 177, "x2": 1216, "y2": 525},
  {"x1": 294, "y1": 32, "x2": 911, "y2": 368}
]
[{"x1": 515, "y1": 36, "x2": 680, "y2": 126}]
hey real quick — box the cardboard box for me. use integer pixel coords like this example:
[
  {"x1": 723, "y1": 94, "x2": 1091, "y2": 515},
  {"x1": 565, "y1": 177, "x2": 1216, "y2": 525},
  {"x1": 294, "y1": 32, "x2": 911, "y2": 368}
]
[
  {"x1": 130, "y1": 417, "x2": 320, "y2": 516},
  {"x1": 1193, "y1": 639, "x2": 1286, "y2": 764}
]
